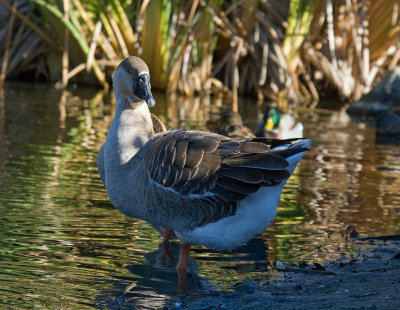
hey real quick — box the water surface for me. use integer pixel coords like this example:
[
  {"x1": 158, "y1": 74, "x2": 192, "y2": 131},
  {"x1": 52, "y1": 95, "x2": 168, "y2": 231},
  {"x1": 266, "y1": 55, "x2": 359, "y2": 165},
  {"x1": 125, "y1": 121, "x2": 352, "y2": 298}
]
[{"x1": 0, "y1": 83, "x2": 399, "y2": 309}]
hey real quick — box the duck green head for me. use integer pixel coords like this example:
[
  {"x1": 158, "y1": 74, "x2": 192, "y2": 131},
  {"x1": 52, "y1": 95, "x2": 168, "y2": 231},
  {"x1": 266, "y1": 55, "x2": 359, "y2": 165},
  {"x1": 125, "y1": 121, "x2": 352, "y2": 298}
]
[{"x1": 264, "y1": 107, "x2": 280, "y2": 131}]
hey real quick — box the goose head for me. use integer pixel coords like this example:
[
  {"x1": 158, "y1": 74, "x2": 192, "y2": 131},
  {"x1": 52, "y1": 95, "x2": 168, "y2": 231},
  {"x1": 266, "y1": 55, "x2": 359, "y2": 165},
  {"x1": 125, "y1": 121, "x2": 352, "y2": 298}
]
[{"x1": 113, "y1": 56, "x2": 155, "y2": 109}]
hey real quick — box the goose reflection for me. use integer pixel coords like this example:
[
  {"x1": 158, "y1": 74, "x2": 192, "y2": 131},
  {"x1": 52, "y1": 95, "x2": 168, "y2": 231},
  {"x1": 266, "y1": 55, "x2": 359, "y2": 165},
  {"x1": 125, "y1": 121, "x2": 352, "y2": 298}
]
[
  {"x1": 95, "y1": 242, "x2": 201, "y2": 309},
  {"x1": 95, "y1": 236, "x2": 270, "y2": 309}
]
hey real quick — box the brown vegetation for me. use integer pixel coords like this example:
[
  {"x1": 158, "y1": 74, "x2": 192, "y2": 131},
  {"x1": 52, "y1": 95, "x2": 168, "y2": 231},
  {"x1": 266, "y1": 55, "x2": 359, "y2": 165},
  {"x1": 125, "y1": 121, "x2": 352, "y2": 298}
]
[{"x1": 0, "y1": 0, "x2": 399, "y2": 106}]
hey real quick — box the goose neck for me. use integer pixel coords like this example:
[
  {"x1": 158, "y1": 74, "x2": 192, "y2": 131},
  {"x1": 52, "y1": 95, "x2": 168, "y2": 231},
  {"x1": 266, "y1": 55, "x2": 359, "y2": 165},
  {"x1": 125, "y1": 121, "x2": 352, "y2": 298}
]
[{"x1": 108, "y1": 101, "x2": 153, "y2": 165}]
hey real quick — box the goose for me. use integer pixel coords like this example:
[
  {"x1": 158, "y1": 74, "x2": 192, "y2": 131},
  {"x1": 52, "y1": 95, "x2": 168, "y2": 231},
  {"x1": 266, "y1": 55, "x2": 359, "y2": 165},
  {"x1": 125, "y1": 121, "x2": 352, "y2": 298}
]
[
  {"x1": 216, "y1": 110, "x2": 255, "y2": 138},
  {"x1": 255, "y1": 107, "x2": 303, "y2": 139},
  {"x1": 97, "y1": 56, "x2": 310, "y2": 289}
]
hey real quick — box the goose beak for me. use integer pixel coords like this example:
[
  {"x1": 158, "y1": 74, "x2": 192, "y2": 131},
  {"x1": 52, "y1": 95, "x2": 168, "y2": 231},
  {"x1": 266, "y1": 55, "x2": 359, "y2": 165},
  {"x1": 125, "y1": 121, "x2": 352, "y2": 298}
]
[
  {"x1": 135, "y1": 74, "x2": 156, "y2": 108},
  {"x1": 146, "y1": 96, "x2": 156, "y2": 108}
]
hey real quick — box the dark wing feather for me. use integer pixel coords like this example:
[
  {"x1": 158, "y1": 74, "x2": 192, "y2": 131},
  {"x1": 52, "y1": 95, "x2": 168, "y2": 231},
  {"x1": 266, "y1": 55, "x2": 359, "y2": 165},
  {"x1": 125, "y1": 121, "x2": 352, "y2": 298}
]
[
  {"x1": 223, "y1": 153, "x2": 288, "y2": 169},
  {"x1": 217, "y1": 176, "x2": 260, "y2": 195},
  {"x1": 143, "y1": 130, "x2": 308, "y2": 226},
  {"x1": 239, "y1": 141, "x2": 269, "y2": 153},
  {"x1": 185, "y1": 148, "x2": 204, "y2": 168},
  {"x1": 219, "y1": 167, "x2": 264, "y2": 184}
]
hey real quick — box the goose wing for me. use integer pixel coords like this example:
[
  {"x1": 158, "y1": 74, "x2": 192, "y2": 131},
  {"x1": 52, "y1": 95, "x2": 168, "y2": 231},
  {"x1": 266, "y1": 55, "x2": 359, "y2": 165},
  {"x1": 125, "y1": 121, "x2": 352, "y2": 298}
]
[{"x1": 144, "y1": 130, "x2": 307, "y2": 210}]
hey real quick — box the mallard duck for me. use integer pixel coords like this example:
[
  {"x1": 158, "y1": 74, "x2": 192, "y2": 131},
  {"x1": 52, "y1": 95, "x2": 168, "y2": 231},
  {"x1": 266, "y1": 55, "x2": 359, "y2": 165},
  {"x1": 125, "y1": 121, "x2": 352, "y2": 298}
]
[
  {"x1": 216, "y1": 110, "x2": 255, "y2": 138},
  {"x1": 97, "y1": 57, "x2": 310, "y2": 291},
  {"x1": 255, "y1": 107, "x2": 303, "y2": 139}
]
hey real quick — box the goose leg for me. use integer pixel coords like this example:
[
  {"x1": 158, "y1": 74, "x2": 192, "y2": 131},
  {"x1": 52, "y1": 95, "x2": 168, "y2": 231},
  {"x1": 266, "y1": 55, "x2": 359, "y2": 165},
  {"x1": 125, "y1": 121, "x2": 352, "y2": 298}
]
[
  {"x1": 162, "y1": 227, "x2": 173, "y2": 243},
  {"x1": 161, "y1": 228, "x2": 173, "y2": 267},
  {"x1": 176, "y1": 243, "x2": 190, "y2": 295}
]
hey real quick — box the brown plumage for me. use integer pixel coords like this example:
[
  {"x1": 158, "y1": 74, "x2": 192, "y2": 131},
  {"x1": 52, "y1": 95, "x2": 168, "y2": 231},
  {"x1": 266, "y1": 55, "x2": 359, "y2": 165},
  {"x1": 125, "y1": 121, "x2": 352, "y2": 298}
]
[
  {"x1": 119, "y1": 56, "x2": 149, "y2": 78},
  {"x1": 143, "y1": 130, "x2": 307, "y2": 227},
  {"x1": 216, "y1": 110, "x2": 255, "y2": 138},
  {"x1": 151, "y1": 113, "x2": 166, "y2": 134}
]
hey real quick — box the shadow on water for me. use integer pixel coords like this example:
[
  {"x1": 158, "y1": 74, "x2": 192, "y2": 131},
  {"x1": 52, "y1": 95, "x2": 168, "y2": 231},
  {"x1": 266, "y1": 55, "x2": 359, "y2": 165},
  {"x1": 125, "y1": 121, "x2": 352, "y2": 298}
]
[
  {"x1": 95, "y1": 239, "x2": 271, "y2": 309},
  {"x1": 95, "y1": 242, "x2": 203, "y2": 309},
  {"x1": 0, "y1": 82, "x2": 399, "y2": 309}
]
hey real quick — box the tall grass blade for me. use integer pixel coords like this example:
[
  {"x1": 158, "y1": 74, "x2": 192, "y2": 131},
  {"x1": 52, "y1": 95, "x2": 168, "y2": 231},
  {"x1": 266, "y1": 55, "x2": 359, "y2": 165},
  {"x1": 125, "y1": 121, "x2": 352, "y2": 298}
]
[
  {"x1": 0, "y1": 0, "x2": 57, "y2": 49},
  {"x1": 0, "y1": 0, "x2": 16, "y2": 87},
  {"x1": 33, "y1": 0, "x2": 106, "y2": 86}
]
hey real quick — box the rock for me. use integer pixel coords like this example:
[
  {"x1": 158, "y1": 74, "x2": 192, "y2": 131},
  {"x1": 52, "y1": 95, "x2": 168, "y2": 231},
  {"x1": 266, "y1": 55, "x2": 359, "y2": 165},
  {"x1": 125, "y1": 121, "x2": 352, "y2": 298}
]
[
  {"x1": 239, "y1": 301, "x2": 264, "y2": 310},
  {"x1": 375, "y1": 110, "x2": 400, "y2": 145},
  {"x1": 240, "y1": 291, "x2": 275, "y2": 305},
  {"x1": 234, "y1": 279, "x2": 259, "y2": 293},
  {"x1": 347, "y1": 67, "x2": 400, "y2": 116},
  {"x1": 181, "y1": 296, "x2": 230, "y2": 309},
  {"x1": 376, "y1": 111, "x2": 400, "y2": 135}
]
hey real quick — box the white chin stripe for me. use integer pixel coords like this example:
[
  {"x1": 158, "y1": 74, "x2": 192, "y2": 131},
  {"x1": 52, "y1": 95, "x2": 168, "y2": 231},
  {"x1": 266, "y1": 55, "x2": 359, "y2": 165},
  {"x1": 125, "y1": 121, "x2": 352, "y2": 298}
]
[{"x1": 138, "y1": 71, "x2": 149, "y2": 77}]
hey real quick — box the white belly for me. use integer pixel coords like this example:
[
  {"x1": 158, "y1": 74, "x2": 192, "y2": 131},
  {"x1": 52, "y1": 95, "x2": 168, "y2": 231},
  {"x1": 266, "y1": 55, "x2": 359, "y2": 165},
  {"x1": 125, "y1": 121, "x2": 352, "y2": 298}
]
[
  {"x1": 175, "y1": 147, "x2": 308, "y2": 251},
  {"x1": 175, "y1": 184, "x2": 284, "y2": 251}
]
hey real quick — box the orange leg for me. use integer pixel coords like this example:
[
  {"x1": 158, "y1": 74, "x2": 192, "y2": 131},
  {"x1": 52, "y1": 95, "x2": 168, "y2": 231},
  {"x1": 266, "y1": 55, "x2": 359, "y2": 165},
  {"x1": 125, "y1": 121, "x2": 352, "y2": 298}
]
[
  {"x1": 162, "y1": 227, "x2": 173, "y2": 243},
  {"x1": 176, "y1": 243, "x2": 191, "y2": 295}
]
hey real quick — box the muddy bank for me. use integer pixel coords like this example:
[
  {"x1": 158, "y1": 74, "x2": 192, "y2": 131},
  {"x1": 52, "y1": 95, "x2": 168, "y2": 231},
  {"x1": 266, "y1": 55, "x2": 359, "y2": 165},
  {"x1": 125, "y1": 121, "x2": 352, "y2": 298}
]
[{"x1": 172, "y1": 239, "x2": 400, "y2": 309}]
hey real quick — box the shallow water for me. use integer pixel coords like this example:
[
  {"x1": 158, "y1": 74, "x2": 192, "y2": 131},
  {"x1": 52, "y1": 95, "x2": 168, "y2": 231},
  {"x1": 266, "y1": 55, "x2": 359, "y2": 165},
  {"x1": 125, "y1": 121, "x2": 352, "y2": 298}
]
[{"x1": 0, "y1": 83, "x2": 399, "y2": 309}]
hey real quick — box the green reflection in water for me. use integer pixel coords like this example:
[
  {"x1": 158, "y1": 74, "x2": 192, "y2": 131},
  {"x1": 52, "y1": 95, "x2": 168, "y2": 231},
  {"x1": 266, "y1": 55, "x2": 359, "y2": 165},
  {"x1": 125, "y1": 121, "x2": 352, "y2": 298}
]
[{"x1": 0, "y1": 83, "x2": 399, "y2": 308}]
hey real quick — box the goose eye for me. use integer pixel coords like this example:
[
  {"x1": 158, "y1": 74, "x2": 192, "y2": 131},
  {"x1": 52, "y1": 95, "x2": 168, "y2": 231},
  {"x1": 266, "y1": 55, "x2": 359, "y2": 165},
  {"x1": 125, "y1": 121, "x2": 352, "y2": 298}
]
[{"x1": 128, "y1": 71, "x2": 133, "y2": 75}]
